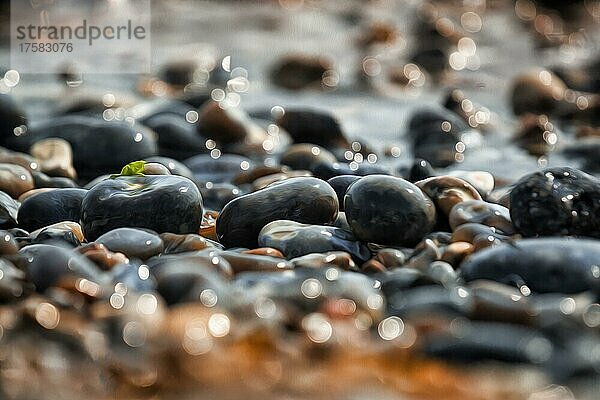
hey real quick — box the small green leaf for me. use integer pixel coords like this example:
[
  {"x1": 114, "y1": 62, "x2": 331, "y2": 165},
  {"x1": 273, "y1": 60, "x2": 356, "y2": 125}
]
[{"x1": 111, "y1": 161, "x2": 146, "y2": 178}]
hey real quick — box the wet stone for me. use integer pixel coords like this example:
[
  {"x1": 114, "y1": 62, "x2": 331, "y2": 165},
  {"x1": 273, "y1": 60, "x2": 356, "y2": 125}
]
[
  {"x1": 0, "y1": 230, "x2": 19, "y2": 255},
  {"x1": 78, "y1": 243, "x2": 129, "y2": 271},
  {"x1": 159, "y1": 232, "x2": 222, "y2": 255},
  {"x1": 280, "y1": 144, "x2": 337, "y2": 171},
  {"x1": 258, "y1": 220, "x2": 371, "y2": 263},
  {"x1": 6, "y1": 116, "x2": 157, "y2": 180},
  {"x1": 198, "y1": 182, "x2": 241, "y2": 211},
  {"x1": 0, "y1": 152, "x2": 39, "y2": 174},
  {"x1": 242, "y1": 247, "x2": 284, "y2": 258},
  {"x1": 276, "y1": 110, "x2": 349, "y2": 150},
  {"x1": 416, "y1": 175, "x2": 482, "y2": 219},
  {"x1": 327, "y1": 175, "x2": 362, "y2": 211},
  {"x1": 219, "y1": 251, "x2": 292, "y2": 274},
  {"x1": 144, "y1": 157, "x2": 195, "y2": 180},
  {"x1": 451, "y1": 223, "x2": 509, "y2": 245},
  {"x1": 344, "y1": 175, "x2": 436, "y2": 247},
  {"x1": 446, "y1": 170, "x2": 495, "y2": 199},
  {"x1": 407, "y1": 108, "x2": 480, "y2": 168},
  {"x1": 197, "y1": 100, "x2": 265, "y2": 145},
  {"x1": 0, "y1": 191, "x2": 19, "y2": 229},
  {"x1": 408, "y1": 158, "x2": 435, "y2": 182},
  {"x1": 152, "y1": 260, "x2": 229, "y2": 306},
  {"x1": 0, "y1": 163, "x2": 34, "y2": 199},
  {"x1": 270, "y1": 55, "x2": 332, "y2": 90},
  {"x1": 460, "y1": 237, "x2": 600, "y2": 294},
  {"x1": 510, "y1": 167, "x2": 600, "y2": 238},
  {"x1": 29, "y1": 138, "x2": 77, "y2": 180},
  {"x1": 81, "y1": 175, "x2": 203, "y2": 241},
  {"x1": 142, "y1": 112, "x2": 208, "y2": 160},
  {"x1": 421, "y1": 322, "x2": 553, "y2": 364},
  {"x1": 216, "y1": 177, "x2": 338, "y2": 249},
  {"x1": 331, "y1": 211, "x2": 352, "y2": 231},
  {"x1": 467, "y1": 280, "x2": 534, "y2": 325},
  {"x1": 18, "y1": 244, "x2": 106, "y2": 293},
  {"x1": 289, "y1": 251, "x2": 356, "y2": 270},
  {"x1": 17, "y1": 189, "x2": 87, "y2": 232},
  {"x1": 32, "y1": 172, "x2": 78, "y2": 189},
  {"x1": 251, "y1": 170, "x2": 313, "y2": 191},
  {"x1": 449, "y1": 200, "x2": 515, "y2": 234},
  {"x1": 376, "y1": 248, "x2": 408, "y2": 268},
  {"x1": 184, "y1": 154, "x2": 255, "y2": 184},
  {"x1": 387, "y1": 285, "x2": 474, "y2": 318},
  {"x1": 25, "y1": 227, "x2": 82, "y2": 248},
  {"x1": 95, "y1": 228, "x2": 164, "y2": 260}
]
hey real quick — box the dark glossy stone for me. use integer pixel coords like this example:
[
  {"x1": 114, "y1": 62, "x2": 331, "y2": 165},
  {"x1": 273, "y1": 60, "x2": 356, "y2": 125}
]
[
  {"x1": 344, "y1": 175, "x2": 436, "y2": 246},
  {"x1": 327, "y1": 175, "x2": 362, "y2": 211},
  {"x1": 289, "y1": 251, "x2": 356, "y2": 270},
  {"x1": 387, "y1": 285, "x2": 473, "y2": 317},
  {"x1": 309, "y1": 161, "x2": 356, "y2": 180},
  {"x1": 379, "y1": 269, "x2": 439, "y2": 295},
  {"x1": 219, "y1": 251, "x2": 292, "y2": 274},
  {"x1": 152, "y1": 258, "x2": 229, "y2": 306},
  {"x1": 17, "y1": 189, "x2": 87, "y2": 232},
  {"x1": 421, "y1": 322, "x2": 553, "y2": 364},
  {"x1": 280, "y1": 144, "x2": 337, "y2": 171},
  {"x1": 216, "y1": 177, "x2": 338, "y2": 249},
  {"x1": 451, "y1": 223, "x2": 509, "y2": 245},
  {"x1": 160, "y1": 232, "x2": 222, "y2": 254},
  {"x1": 449, "y1": 200, "x2": 515, "y2": 234},
  {"x1": 460, "y1": 238, "x2": 600, "y2": 294},
  {"x1": 108, "y1": 261, "x2": 156, "y2": 293},
  {"x1": 148, "y1": 250, "x2": 233, "y2": 279},
  {"x1": 270, "y1": 55, "x2": 331, "y2": 90},
  {"x1": 258, "y1": 220, "x2": 371, "y2": 263},
  {"x1": 197, "y1": 101, "x2": 266, "y2": 145},
  {"x1": 4, "y1": 116, "x2": 157, "y2": 180},
  {"x1": 32, "y1": 172, "x2": 78, "y2": 189},
  {"x1": 331, "y1": 211, "x2": 351, "y2": 231},
  {"x1": 142, "y1": 113, "x2": 208, "y2": 160},
  {"x1": 184, "y1": 154, "x2": 254, "y2": 184},
  {"x1": 95, "y1": 228, "x2": 164, "y2": 260},
  {"x1": 81, "y1": 175, "x2": 203, "y2": 241},
  {"x1": 407, "y1": 108, "x2": 479, "y2": 168},
  {"x1": 408, "y1": 158, "x2": 435, "y2": 182},
  {"x1": 144, "y1": 157, "x2": 195, "y2": 180},
  {"x1": 276, "y1": 110, "x2": 349, "y2": 150},
  {"x1": 467, "y1": 280, "x2": 534, "y2": 325},
  {"x1": 510, "y1": 167, "x2": 600, "y2": 238},
  {"x1": 198, "y1": 182, "x2": 241, "y2": 211},
  {"x1": 18, "y1": 244, "x2": 106, "y2": 292},
  {"x1": 0, "y1": 190, "x2": 19, "y2": 229},
  {"x1": 26, "y1": 227, "x2": 82, "y2": 248}
]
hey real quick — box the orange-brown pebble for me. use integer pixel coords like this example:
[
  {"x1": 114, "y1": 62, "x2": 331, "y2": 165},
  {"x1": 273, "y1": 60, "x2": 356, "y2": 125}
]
[
  {"x1": 441, "y1": 241, "x2": 474, "y2": 267},
  {"x1": 361, "y1": 259, "x2": 387, "y2": 273},
  {"x1": 242, "y1": 248, "x2": 285, "y2": 258}
]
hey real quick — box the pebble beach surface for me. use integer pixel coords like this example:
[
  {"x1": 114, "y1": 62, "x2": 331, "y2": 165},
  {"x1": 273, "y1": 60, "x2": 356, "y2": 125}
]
[{"x1": 0, "y1": 1, "x2": 599, "y2": 399}]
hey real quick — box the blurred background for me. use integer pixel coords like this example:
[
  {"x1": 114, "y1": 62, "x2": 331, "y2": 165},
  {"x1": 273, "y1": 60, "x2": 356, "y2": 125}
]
[{"x1": 0, "y1": 0, "x2": 598, "y2": 182}]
